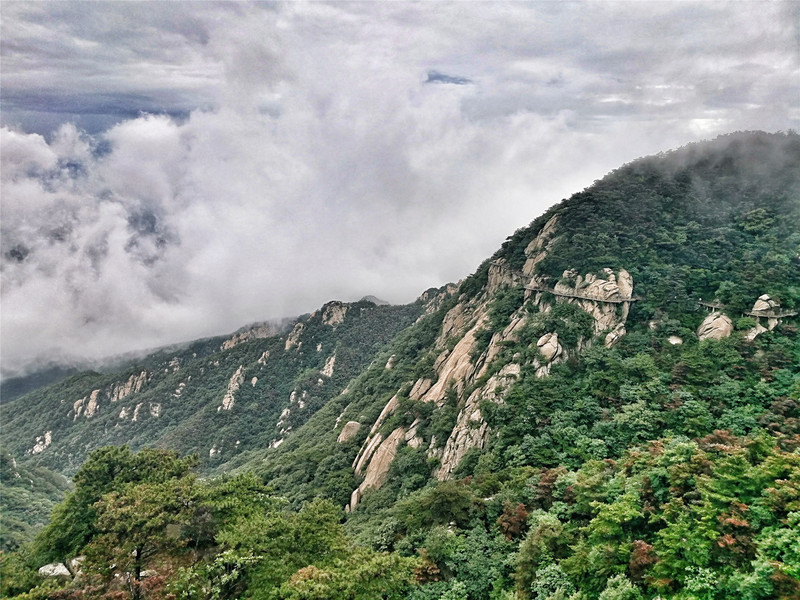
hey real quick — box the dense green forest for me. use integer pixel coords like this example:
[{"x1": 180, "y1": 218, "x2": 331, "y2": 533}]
[{"x1": 2, "y1": 132, "x2": 799, "y2": 599}]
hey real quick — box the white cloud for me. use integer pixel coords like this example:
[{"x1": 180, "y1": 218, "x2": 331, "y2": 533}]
[{"x1": 1, "y1": 1, "x2": 798, "y2": 376}]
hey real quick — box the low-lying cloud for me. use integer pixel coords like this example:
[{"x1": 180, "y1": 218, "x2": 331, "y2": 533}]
[{"x1": 1, "y1": 1, "x2": 798, "y2": 377}]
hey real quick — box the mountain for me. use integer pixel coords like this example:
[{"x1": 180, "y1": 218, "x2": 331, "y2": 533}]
[
  {"x1": 1, "y1": 298, "x2": 430, "y2": 477},
  {"x1": 3, "y1": 131, "x2": 799, "y2": 599}
]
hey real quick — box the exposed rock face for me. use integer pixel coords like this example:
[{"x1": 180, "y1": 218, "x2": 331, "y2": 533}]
[
  {"x1": 605, "y1": 323, "x2": 626, "y2": 348},
  {"x1": 322, "y1": 302, "x2": 348, "y2": 327},
  {"x1": 744, "y1": 323, "x2": 768, "y2": 342},
  {"x1": 218, "y1": 365, "x2": 245, "y2": 411},
  {"x1": 537, "y1": 332, "x2": 562, "y2": 362},
  {"x1": 534, "y1": 333, "x2": 565, "y2": 378},
  {"x1": 752, "y1": 294, "x2": 779, "y2": 312},
  {"x1": 348, "y1": 265, "x2": 632, "y2": 500},
  {"x1": 30, "y1": 431, "x2": 52, "y2": 455},
  {"x1": 85, "y1": 389, "x2": 101, "y2": 418},
  {"x1": 475, "y1": 313, "x2": 528, "y2": 379},
  {"x1": 698, "y1": 312, "x2": 733, "y2": 341},
  {"x1": 353, "y1": 394, "x2": 399, "y2": 473},
  {"x1": 385, "y1": 355, "x2": 395, "y2": 370},
  {"x1": 337, "y1": 421, "x2": 361, "y2": 443},
  {"x1": 257, "y1": 350, "x2": 270, "y2": 365},
  {"x1": 437, "y1": 363, "x2": 520, "y2": 480},
  {"x1": 350, "y1": 426, "x2": 405, "y2": 510},
  {"x1": 420, "y1": 316, "x2": 485, "y2": 405},
  {"x1": 73, "y1": 398, "x2": 84, "y2": 420},
  {"x1": 289, "y1": 389, "x2": 308, "y2": 410},
  {"x1": 132, "y1": 403, "x2": 143, "y2": 422},
  {"x1": 221, "y1": 323, "x2": 278, "y2": 351},
  {"x1": 251, "y1": 377, "x2": 258, "y2": 387},
  {"x1": 417, "y1": 283, "x2": 459, "y2": 316},
  {"x1": 409, "y1": 378, "x2": 433, "y2": 400},
  {"x1": 668, "y1": 335, "x2": 684, "y2": 345},
  {"x1": 438, "y1": 302, "x2": 471, "y2": 347},
  {"x1": 544, "y1": 268, "x2": 634, "y2": 334},
  {"x1": 39, "y1": 563, "x2": 70, "y2": 578},
  {"x1": 487, "y1": 259, "x2": 522, "y2": 295},
  {"x1": 322, "y1": 353, "x2": 336, "y2": 377},
  {"x1": 285, "y1": 323, "x2": 304, "y2": 350},
  {"x1": 750, "y1": 294, "x2": 783, "y2": 330},
  {"x1": 522, "y1": 215, "x2": 559, "y2": 276},
  {"x1": 149, "y1": 403, "x2": 161, "y2": 418},
  {"x1": 108, "y1": 371, "x2": 148, "y2": 402}
]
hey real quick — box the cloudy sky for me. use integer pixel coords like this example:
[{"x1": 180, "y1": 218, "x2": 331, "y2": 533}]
[{"x1": 1, "y1": 1, "x2": 798, "y2": 377}]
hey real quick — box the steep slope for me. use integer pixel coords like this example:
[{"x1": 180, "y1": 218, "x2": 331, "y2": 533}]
[
  {"x1": 234, "y1": 131, "x2": 799, "y2": 507},
  {"x1": 1, "y1": 299, "x2": 426, "y2": 485},
  {"x1": 0, "y1": 448, "x2": 70, "y2": 552}
]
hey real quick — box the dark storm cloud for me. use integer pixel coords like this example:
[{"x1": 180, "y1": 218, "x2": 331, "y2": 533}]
[{"x1": 1, "y1": 1, "x2": 798, "y2": 377}]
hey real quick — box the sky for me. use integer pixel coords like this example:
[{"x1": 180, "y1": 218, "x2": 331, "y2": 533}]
[{"x1": 1, "y1": 1, "x2": 798, "y2": 378}]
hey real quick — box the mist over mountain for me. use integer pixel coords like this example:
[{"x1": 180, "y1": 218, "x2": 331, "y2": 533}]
[
  {"x1": 2, "y1": 1, "x2": 797, "y2": 380},
  {"x1": 3, "y1": 132, "x2": 799, "y2": 599}
]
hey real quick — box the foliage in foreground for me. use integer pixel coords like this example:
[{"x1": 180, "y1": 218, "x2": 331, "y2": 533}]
[{"x1": 1, "y1": 447, "x2": 417, "y2": 600}]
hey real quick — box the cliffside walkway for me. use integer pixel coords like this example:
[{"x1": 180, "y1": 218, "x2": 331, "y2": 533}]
[
  {"x1": 746, "y1": 309, "x2": 799, "y2": 318},
  {"x1": 523, "y1": 284, "x2": 640, "y2": 304},
  {"x1": 489, "y1": 260, "x2": 640, "y2": 304},
  {"x1": 698, "y1": 300, "x2": 797, "y2": 318}
]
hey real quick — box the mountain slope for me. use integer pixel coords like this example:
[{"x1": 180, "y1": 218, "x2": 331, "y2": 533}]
[
  {"x1": 3, "y1": 131, "x2": 799, "y2": 599},
  {"x1": 1, "y1": 298, "x2": 429, "y2": 482},
  {"x1": 233, "y1": 130, "x2": 799, "y2": 505}
]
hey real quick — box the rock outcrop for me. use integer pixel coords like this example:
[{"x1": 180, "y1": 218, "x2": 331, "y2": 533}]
[
  {"x1": 548, "y1": 268, "x2": 634, "y2": 334},
  {"x1": 38, "y1": 563, "x2": 70, "y2": 578},
  {"x1": 221, "y1": 323, "x2": 277, "y2": 351},
  {"x1": 750, "y1": 294, "x2": 784, "y2": 330},
  {"x1": 322, "y1": 353, "x2": 336, "y2": 377},
  {"x1": 218, "y1": 365, "x2": 245, "y2": 411},
  {"x1": 108, "y1": 371, "x2": 148, "y2": 402},
  {"x1": 337, "y1": 421, "x2": 361, "y2": 443},
  {"x1": 349, "y1": 426, "x2": 406, "y2": 511},
  {"x1": 353, "y1": 394, "x2": 400, "y2": 474},
  {"x1": 605, "y1": 323, "x2": 626, "y2": 348},
  {"x1": 534, "y1": 332, "x2": 565, "y2": 378},
  {"x1": 30, "y1": 431, "x2": 52, "y2": 455},
  {"x1": 417, "y1": 283, "x2": 459, "y2": 316},
  {"x1": 221, "y1": 322, "x2": 279, "y2": 351},
  {"x1": 419, "y1": 316, "x2": 486, "y2": 405},
  {"x1": 487, "y1": 259, "x2": 522, "y2": 295},
  {"x1": 698, "y1": 312, "x2": 733, "y2": 341},
  {"x1": 437, "y1": 363, "x2": 520, "y2": 479},
  {"x1": 744, "y1": 323, "x2": 768, "y2": 342},
  {"x1": 322, "y1": 302, "x2": 348, "y2": 327},
  {"x1": 522, "y1": 215, "x2": 559, "y2": 276},
  {"x1": 74, "y1": 389, "x2": 102, "y2": 420},
  {"x1": 752, "y1": 294, "x2": 779, "y2": 313},
  {"x1": 284, "y1": 323, "x2": 304, "y2": 350}
]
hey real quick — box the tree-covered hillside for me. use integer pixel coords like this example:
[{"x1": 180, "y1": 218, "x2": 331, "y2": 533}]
[{"x1": 3, "y1": 132, "x2": 798, "y2": 600}]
